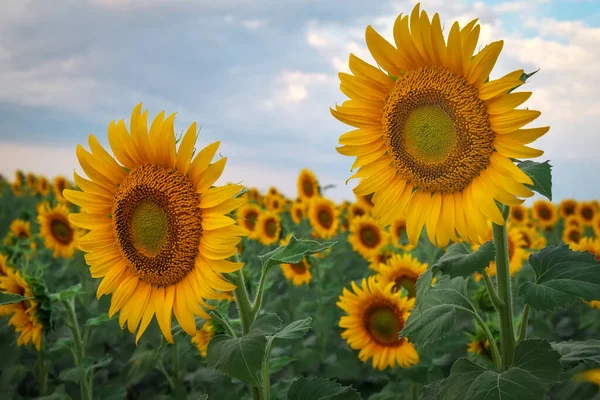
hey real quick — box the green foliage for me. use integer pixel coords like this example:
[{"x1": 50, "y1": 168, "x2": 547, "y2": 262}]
[
  {"x1": 0, "y1": 292, "x2": 31, "y2": 305},
  {"x1": 287, "y1": 377, "x2": 362, "y2": 400},
  {"x1": 517, "y1": 160, "x2": 553, "y2": 201},
  {"x1": 439, "y1": 340, "x2": 562, "y2": 400},
  {"x1": 552, "y1": 340, "x2": 600, "y2": 368},
  {"x1": 433, "y1": 242, "x2": 495, "y2": 278},
  {"x1": 518, "y1": 245, "x2": 600, "y2": 311},
  {"x1": 259, "y1": 236, "x2": 336, "y2": 274}
]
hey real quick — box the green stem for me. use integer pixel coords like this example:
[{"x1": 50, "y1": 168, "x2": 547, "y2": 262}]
[
  {"x1": 492, "y1": 206, "x2": 516, "y2": 371},
  {"x1": 516, "y1": 305, "x2": 530, "y2": 345},
  {"x1": 411, "y1": 382, "x2": 418, "y2": 400},
  {"x1": 64, "y1": 298, "x2": 91, "y2": 400},
  {"x1": 157, "y1": 361, "x2": 175, "y2": 389},
  {"x1": 262, "y1": 340, "x2": 274, "y2": 400},
  {"x1": 38, "y1": 338, "x2": 48, "y2": 396},
  {"x1": 472, "y1": 312, "x2": 502, "y2": 371},
  {"x1": 481, "y1": 270, "x2": 504, "y2": 310},
  {"x1": 251, "y1": 268, "x2": 268, "y2": 319}
]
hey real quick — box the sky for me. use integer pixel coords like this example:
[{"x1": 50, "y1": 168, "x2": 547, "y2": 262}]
[{"x1": 0, "y1": 0, "x2": 599, "y2": 203}]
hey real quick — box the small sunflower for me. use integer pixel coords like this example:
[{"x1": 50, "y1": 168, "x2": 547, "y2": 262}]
[
  {"x1": 52, "y1": 176, "x2": 70, "y2": 202},
  {"x1": 267, "y1": 187, "x2": 279, "y2": 197},
  {"x1": 348, "y1": 215, "x2": 388, "y2": 259},
  {"x1": 279, "y1": 234, "x2": 312, "y2": 286},
  {"x1": 37, "y1": 176, "x2": 50, "y2": 196},
  {"x1": 515, "y1": 225, "x2": 545, "y2": 250},
  {"x1": 578, "y1": 201, "x2": 596, "y2": 226},
  {"x1": 338, "y1": 277, "x2": 418, "y2": 370},
  {"x1": 25, "y1": 173, "x2": 37, "y2": 190},
  {"x1": 332, "y1": 4, "x2": 546, "y2": 247},
  {"x1": 9, "y1": 219, "x2": 32, "y2": 241},
  {"x1": 467, "y1": 338, "x2": 490, "y2": 356},
  {"x1": 308, "y1": 197, "x2": 339, "y2": 239},
  {"x1": 297, "y1": 169, "x2": 319, "y2": 202},
  {"x1": 0, "y1": 266, "x2": 44, "y2": 350},
  {"x1": 509, "y1": 205, "x2": 529, "y2": 225},
  {"x1": 570, "y1": 237, "x2": 600, "y2": 261},
  {"x1": 0, "y1": 254, "x2": 15, "y2": 317},
  {"x1": 255, "y1": 211, "x2": 282, "y2": 245},
  {"x1": 390, "y1": 216, "x2": 415, "y2": 251},
  {"x1": 367, "y1": 250, "x2": 395, "y2": 272},
  {"x1": 11, "y1": 180, "x2": 24, "y2": 197},
  {"x1": 64, "y1": 104, "x2": 247, "y2": 342},
  {"x1": 562, "y1": 226, "x2": 583, "y2": 247},
  {"x1": 37, "y1": 202, "x2": 79, "y2": 259},
  {"x1": 376, "y1": 253, "x2": 427, "y2": 298},
  {"x1": 575, "y1": 369, "x2": 600, "y2": 387},
  {"x1": 532, "y1": 200, "x2": 557, "y2": 229},
  {"x1": 191, "y1": 320, "x2": 216, "y2": 357},
  {"x1": 565, "y1": 215, "x2": 583, "y2": 230},
  {"x1": 237, "y1": 203, "x2": 261, "y2": 238},
  {"x1": 290, "y1": 200, "x2": 306, "y2": 224},
  {"x1": 348, "y1": 202, "x2": 370, "y2": 219},
  {"x1": 266, "y1": 194, "x2": 285, "y2": 213},
  {"x1": 559, "y1": 199, "x2": 578, "y2": 219}
]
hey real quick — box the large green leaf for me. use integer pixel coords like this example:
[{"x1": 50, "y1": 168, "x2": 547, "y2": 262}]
[
  {"x1": 518, "y1": 245, "x2": 600, "y2": 311},
  {"x1": 207, "y1": 313, "x2": 282, "y2": 387},
  {"x1": 517, "y1": 160, "x2": 552, "y2": 201},
  {"x1": 419, "y1": 381, "x2": 442, "y2": 400},
  {"x1": 0, "y1": 292, "x2": 31, "y2": 305},
  {"x1": 287, "y1": 377, "x2": 362, "y2": 400},
  {"x1": 433, "y1": 242, "x2": 495, "y2": 279},
  {"x1": 401, "y1": 277, "x2": 476, "y2": 347},
  {"x1": 440, "y1": 339, "x2": 561, "y2": 399},
  {"x1": 551, "y1": 340, "x2": 600, "y2": 368},
  {"x1": 259, "y1": 236, "x2": 336, "y2": 274},
  {"x1": 268, "y1": 317, "x2": 312, "y2": 341}
]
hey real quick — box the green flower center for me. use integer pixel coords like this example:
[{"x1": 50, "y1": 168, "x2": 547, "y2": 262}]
[
  {"x1": 404, "y1": 105, "x2": 457, "y2": 163},
  {"x1": 393, "y1": 276, "x2": 417, "y2": 298},
  {"x1": 131, "y1": 200, "x2": 169, "y2": 256},
  {"x1": 366, "y1": 306, "x2": 402, "y2": 345},
  {"x1": 51, "y1": 219, "x2": 73, "y2": 245}
]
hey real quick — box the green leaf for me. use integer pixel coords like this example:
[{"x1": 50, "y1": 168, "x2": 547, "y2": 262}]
[
  {"x1": 518, "y1": 245, "x2": 600, "y2": 311},
  {"x1": 440, "y1": 339, "x2": 561, "y2": 400},
  {"x1": 401, "y1": 277, "x2": 475, "y2": 347},
  {"x1": 37, "y1": 384, "x2": 72, "y2": 400},
  {"x1": 84, "y1": 313, "x2": 112, "y2": 327},
  {"x1": 269, "y1": 356, "x2": 296, "y2": 374},
  {"x1": 433, "y1": 242, "x2": 495, "y2": 278},
  {"x1": 269, "y1": 317, "x2": 312, "y2": 341},
  {"x1": 50, "y1": 283, "x2": 83, "y2": 302},
  {"x1": 0, "y1": 292, "x2": 31, "y2": 305},
  {"x1": 259, "y1": 236, "x2": 336, "y2": 274},
  {"x1": 59, "y1": 366, "x2": 87, "y2": 383},
  {"x1": 551, "y1": 340, "x2": 600, "y2": 368},
  {"x1": 517, "y1": 160, "x2": 552, "y2": 201},
  {"x1": 287, "y1": 377, "x2": 362, "y2": 400},
  {"x1": 414, "y1": 267, "x2": 435, "y2": 313},
  {"x1": 419, "y1": 381, "x2": 442, "y2": 400},
  {"x1": 207, "y1": 313, "x2": 282, "y2": 387}
]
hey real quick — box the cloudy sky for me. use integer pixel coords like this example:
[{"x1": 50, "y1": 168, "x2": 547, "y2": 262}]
[{"x1": 0, "y1": 0, "x2": 598, "y2": 202}]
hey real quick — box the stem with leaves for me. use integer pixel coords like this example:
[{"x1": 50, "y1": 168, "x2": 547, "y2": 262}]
[
  {"x1": 492, "y1": 205, "x2": 516, "y2": 371},
  {"x1": 64, "y1": 297, "x2": 92, "y2": 400}
]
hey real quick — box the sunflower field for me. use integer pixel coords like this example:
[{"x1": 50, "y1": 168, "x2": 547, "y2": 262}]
[{"x1": 1, "y1": 4, "x2": 600, "y2": 400}]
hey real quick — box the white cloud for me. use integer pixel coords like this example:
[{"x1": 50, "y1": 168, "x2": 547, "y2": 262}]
[
  {"x1": 241, "y1": 19, "x2": 264, "y2": 30},
  {"x1": 269, "y1": 70, "x2": 333, "y2": 104}
]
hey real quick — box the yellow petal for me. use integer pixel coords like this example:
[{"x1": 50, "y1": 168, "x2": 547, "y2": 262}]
[
  {"x1": 467, "y1": 41, "x2": 504, "y2": 87},
  {"x1": 189, "y1": 141, "x2": 220, "y2": 185},
  {"x1": 365, "y1": 25, "x2": 405, "y2": 77},
  {"x1": 196, "y1": 158, "x2": 227, "y2": 193},
  {"x1": 176, "y1": 122, "x2": 198, "y2": 176}
]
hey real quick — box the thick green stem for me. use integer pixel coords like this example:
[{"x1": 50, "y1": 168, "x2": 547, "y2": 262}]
[
  {"x1": 472, "y1": 312, "x2": 502, "y2": 371},
  {"x1": 492, "y1": 206, "x2": 516, "y2": 371},
  {"x1": 516, "y1": 305, "x2": 530, "y2": 344},
  {"x1": 65, "y1": 298, "x2": 91, "y2": 400}
]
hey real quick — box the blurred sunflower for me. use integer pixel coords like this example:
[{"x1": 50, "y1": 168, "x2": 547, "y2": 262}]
[
  {"x1": 466, "y1": 323, "x2": 498, "y2": 361},
  {"x1": 559, "y1": 199, "x2": 578, "y2": 219},
  {"x1": 332, "y1": 4, "x2": 546, "y2": 246},
  {"x1": 255, "y1": 211, "x2": 282, "y2": 245},
  {"x1": 349, "y1": 215, "x2": 388, "y2": 259},
  {"x1": 348, "y1": 202, "x2": 370, "y2": 219},
  {"x1": 279, "y1": 234, "x2": 312, "y2": 286},
  {"x1": 297, "y1": 169, "x2": 319, "y2": 202},
  {"x1": 25, "y1": 173, "x2": 37, "y2": 191},
  {"x1": 562, "y1": 226, "x2": 583, "y2": 247},
  {"x1": 52, "y1": 176, "x2": 69, "y2": 202},
  {"x1": 64, "y1": 104, "x2": 247, "y2": 342},
  {"x1": 0, "y1": 254, "x2": 15, "y2": 317},
  {"x1": 356, "y1": 194, "x2": 375, "y2": 209},
  {"x1": 474, "y1": 227, "x2": 527, "y2": 280},
  {"x1": 37, "y1": 202, "x2": 79, "y2": 259},
  {"x1": 390, "y1": 216, "x2": 415, "y2": 251},
  {"x1": 509, "y1": 205, "x2": 528, "y2": 225},
  {"x1": 15, "y1": 170, "x2": 25, "y2": 183},
  {"x1": 0, "y1": 265, "x2": 44, "y2": 350},
  {"x1": 593, "y1": 214, "x2": 600, "y2": 237},
  {"x1": 578, "y1": 201, "x2": 596, "y2": 226},
  {"x1": 367, "y1": 250, "x2": 395, "y2": 272},
  {"x1": 11, "y1": 180, "x2": 24, "y2": 197},
  {"x1": 565, "y1": 215, "x2": 583, "y2": 230},
  {"x1": 9, "y1": 219, "x2": 31, "y2": 241},
  {"x1": 570, "y1": 237, "x2": 600, "y2": 261},
  {"x1": 575, "y1": 369, "x2": 600, "y2": 386},
  {"x1": 267, "y1": 187, "x2": 279, "y2": 197},
  {"x1": 376, "y1": 253, "x2": 427, "y2": 298},
  {"x1": 290, "y1": 200, "x2": 306, "y2": 224},
  {"x1": 309, "y1": 197, "x2": 339, "y2": 239},
  {"x1": 191, "y1": 320, "x2": 215, "y2": 357},
  {"x1": 532, "y1": 200, "x2": 557, "y2": 230},
  {"x1": 338, "y1": 277, "x2": 418, "y2": 370},
  {"x1": 266, "y1": 194, "x2": 285, "y2": 213},
  {"x1": 237, "y1": 203, "x2": 261, "y2": 238},
  {"x1": 36, "y1": 176, "x2": 50, "y2": 197},
  {"x1": 515, "y1": 225, "x2": 545, "y2": 250}
]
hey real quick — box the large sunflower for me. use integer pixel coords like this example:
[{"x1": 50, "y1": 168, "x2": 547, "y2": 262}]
[
  {"x1": 64, "y1": 104, "x2": 246, "y2": 342},
  {"x1": 297, "y1": 169, "x2": 319, "y2": 202},
  {"x1": 331, "y1": 4, "x2": 546, "y2": 246},
  {"x1": 37, "y1": 202, "x2": 79, "y2": 259},
  {"x1": 376, "y1": 253, "x2": 427, "y2": 298},
  {"x1": 53, "y1": 176, "x2": 70, "y2": 202},
  {"x1": 255, "y1": 211, "x2": 282, "y2": 245},
  {"x1": 279, "y1": 234, "x2": 312, "y2": 286},
  {"x1": 308, "y1": 197, "x2": 339, "y2": 239},
  {"x1": 0, "y1": 265, "x2": 44, "y2": 350},
  {"x1": 237, "y1": 203, "x2": 261, "y2": 238},
  {"x1": 337, "y1": 277, "x2": 418, "y2": 370},
  {"x1": 532, "y1": 199, "x2": 558, "y2": 230},
  {"x1": 348, "y1": 215, "x2": 388, "y2": 259}
]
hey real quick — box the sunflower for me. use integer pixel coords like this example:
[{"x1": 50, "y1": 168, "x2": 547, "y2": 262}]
[
  {"x1": 37, "y1": 202, "x2": 79, "y2": 259},
  {"x1": 37, "y1": 176, "x2": 50, "y2": 196},
  {"x1": 376, "y1": 253, "x2": 427, "y2": 298},
  {"x1": 559, "y1": 199, "x2": 578, "y2": 219},
  {"x1": 15, "y1": 170, "x2": 25, "y2": 183},
  {"x1": 308, "y1": 197, "x2": 339, "y2": 239},
  {"x1": 191, "y1": 320, "x2": 216, "y2": 357},
  {"x1": 63, "y1": 104, "x2": 247, "y2": 342},
  {"x1": 474, "y1": 227, "x2": 527, "y2": 281},
  {"x1": 337, "y1": 277, "x2": 418, "y2": 370},
  {"x1": 52, "y1": 176, "x2": 69, "y2": 202},
  {"x1": 348, "y1": 202, "x2": 370, "y2": 220},
  {"x1": 515, "y1": 225, "x2": 545, "y2": 250},
  {"x1": 297, "y1": 168, "x2": 319, "y2": 202},
  {"x1": 578, "y1": 201, "x2": 596, "y2": 226},
  {"x1": 237, "y1": 203, "x2": 261, "y2": 238},
  {"x1": 348, "y1": 215, "x2": 388, "y2": 259},
  {"x1": 0, "y1": 254, "x2": 15, "y2": 317},
  {"x1": 467, "y1": 338, "x2": 491, "y2": 356},
  {"x1": 565, "y1": 215, "x2": 584, "y2": 230},
  {"x1": 593, "y1": 214, "x2": 600, "y2": 238},
  {"x1": 245, "y1": 188, "x2": 261, "y2": 203},
  {"x1": 532, "y1": 200, "x2": 557, "y2": 229},
  {"x1": 290, "y1": 200, "x2": 306, "y2": 224},
  {"x1": 25, "y1": 173, "x2": 37, "y2": 190},
  {"x1": 509, "y1": 205, "x2": 528, "y2": 225},
  {"x1": 265, "y1": 194, "x2": 285, "y2": 213},
  {"x1": 390, "y1": 216, "x2": 415, "y2": 251},
  {"x1": 9, "y1": 219, "x2": 31, "y2": 241},
  {"x1": 255, "y1": 211, "x2": 282, "y2": 245},
  {"x1": 331, "y1": 4, "x2": 546, "y2": 247},
  {"x1": 11, "y1": 180, "x2": 24, "y2": 197},
  {"x1": 267, "y1": 187, "x2": 279, "y2": 197},
  {"x1": 0, "y1": 266, "x2": 44, "y2": 350},
  {"x1": 279, "y1": 234, "x2": 312, "y2": 286},
  {"x1": 367, "y1": 250, "x2": 395, "y2": 272},
  {"x1": 575, "y1": 369, "x2": 600, "y2": 386},
  {"x1": 562, "y1": 226, "x2": 583, "y2": 247},
  {"x1": 570, "y1": 237, "x2": 600, "y2": 261}
]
